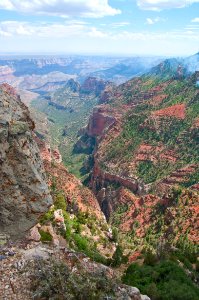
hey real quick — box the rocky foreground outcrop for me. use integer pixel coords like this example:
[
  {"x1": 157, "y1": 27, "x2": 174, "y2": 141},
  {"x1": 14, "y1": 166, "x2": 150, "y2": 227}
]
[
  {"x1": 0, "y1": 84, "x2": 52, "y2": 239},
  {"x1": 0, "y1": 242, "x2": 150, "y2": 300}
]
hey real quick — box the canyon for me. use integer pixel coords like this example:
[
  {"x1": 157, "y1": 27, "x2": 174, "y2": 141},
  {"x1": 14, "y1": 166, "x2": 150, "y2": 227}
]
[
  {"x1": 0, "y1": 53, "x2": 199, "y2": 300},
  {"x1": 0, "y1": 83, "x2": 151, "y2": 300},
  {"x1": 73, "y1": 55, "x2": 199, "y2": 262}
]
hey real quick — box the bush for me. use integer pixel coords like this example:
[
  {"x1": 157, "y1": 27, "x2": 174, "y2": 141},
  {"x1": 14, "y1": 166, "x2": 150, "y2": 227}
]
[
  {"x1": 39, "y1": 230, "x2": 52, "y2": 242},
  {"x1": 54, "y1": 192, "x2": 67, "y2": 211},
  {"x1": 30, "y1": 258, "x2": 118, "y2": 299},
  {"x1": 111, "y1": 246, "x2": 128, "y2": 267},
  {"x1": 122, "y1": 260, "x2": 199, "y2": 300},
  {"x1": 170, "y1": 187, "x2": 182, "y2": 205},
  {"x1": 144, "y1": 250, "x2": 158, "y2": 266},
  {"x1": 39, "y1": 209, "x2": 54, "y2": 225},
  {"x1": 176, "y1": 236, "x2": 198, "y2": 263},
  {"x1": 73, "y1": 234, "x2": 88, "y2": 251}
]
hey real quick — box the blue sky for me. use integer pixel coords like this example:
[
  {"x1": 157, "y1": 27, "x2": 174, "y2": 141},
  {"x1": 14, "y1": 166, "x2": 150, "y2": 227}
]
[{"x1": 0, "y1": 0, "x2": 199, "y2": 56}]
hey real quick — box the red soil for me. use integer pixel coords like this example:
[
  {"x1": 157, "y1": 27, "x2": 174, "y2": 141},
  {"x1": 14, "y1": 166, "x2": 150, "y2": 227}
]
[
  {"x1": 135, "y1": 143, "x2": 177, "y2": 163},
  {"x1": 118, "y1": 188, "x2": 199, "y2": 244},
  {"x1": 193, "y1": 117, "x2": 199, "y2": 127},
  {"x1": 149, "y1": 94, "x2": 168, "y2": 106},
  {"x1": 159, "y1": 150, "x2": 178, "y2": 162},
  {"x1": 153, "y1": 103, "x2": 186, "y2": 119},
  {"x1": 128, "y1": 251, "x2": 142, "y2": 263}
]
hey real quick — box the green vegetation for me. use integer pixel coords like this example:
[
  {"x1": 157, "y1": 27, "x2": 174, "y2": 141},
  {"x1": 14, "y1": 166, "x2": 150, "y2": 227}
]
[
  {"x1": 32, "y1": 71, "x2": 199, "y2": 298},
  {"x1": 103, "y1": 76, "x2": 199, "y2": 187},
  {"x1": 31, "y1": 87, "x2": 98, "y2": 179},
  {"x1": 39, "y1": 230, "x2": 53, "y2": 242},
  {"x1": 54, "y1": 192, "x2": 67, "y2": 211},
  {"x1": 111, "y1": 245, "x2": 128, "y2": 267},
  {"x1": 137, "y1": 160, "x2": 174, "y2": 184},
  {"x1": 39, "y1": 180, "x2": 110, "y2": 264},
  {"x1": 122, "y1": 234, "x2": 199, "y2": 300},
  {"x1": 176, "y1": 235, "x2": 198, "y2": 264},
  {"x1": 123, "y1": 260, "x2": 199, "y2": 300},
  {"x1": 109, "y1": 185, "x2": 199, "y2": 287},
  {"x1": 182, "y1": 167, "x2": 199, "y2": 188},
  {"x1": 29, "y1": 258, "x2": 119, "y2": 300}
]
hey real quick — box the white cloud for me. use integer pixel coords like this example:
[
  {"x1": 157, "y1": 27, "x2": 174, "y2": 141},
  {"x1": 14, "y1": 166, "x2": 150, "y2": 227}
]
[
  {"x1": 146, "y1": 18, "x2": 155, "y2": 25},
  {"x1": 146, "y1": 17, "x2": 164, "y2": 25},
  {"x1": 1, "y1": 20, "x2": 199, "y2": 47},
  {"x1": 137, "y1": 0, "x2": 199, "y2": 11},
  {"x1": 0, "y1": 0, "x2": 14, "y2": 10},
  {"x1": 0, "y1": 0, "x2": 121, "y2": 18},
  {"x1": 88, "y1": 27, "x2": 108, "y2": 37},
  {"x1": 1, "y1": 21, "x2": 199, "y2": 56},
  {"x1": 185, "y1": 24, "x2": 199, "y2": 31},
  {"x1": 110, "y1": 29, "x2": 199, "y2": 43},
  {"x1": 192, "y1": 17, "x2": 199, "y2": 22},
  {"x1": 0, "y1": 21, "x2": 84, "y2": 37},
  {"x1": 0, "y1": 20, "x2": 108, "y2": 39},
  {"x1": 110, "y1": 22, "x2": 130, "y2": 28}
]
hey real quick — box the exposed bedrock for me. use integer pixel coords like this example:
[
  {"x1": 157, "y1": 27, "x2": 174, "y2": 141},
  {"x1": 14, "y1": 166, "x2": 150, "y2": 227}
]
[{"x1": 0, "y1": 83, "x2": 52, "y2": 239}]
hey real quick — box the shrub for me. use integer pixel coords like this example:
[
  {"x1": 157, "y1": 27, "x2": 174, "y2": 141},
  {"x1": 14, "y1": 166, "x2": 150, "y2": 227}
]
[
  {"x1": 39, "y1": 230, "x2": 52, "y2": 242},
  {"x1": 39, "y1": 209, "x2": 54, "y2": 225},
  {"x1": 73, "y1": 234, "x2": 88, "y2": 251},
  {"x1": 122, "y1": 260, "x2": 199, "y2": 300},
  {"x1": 170, "y1": 187, "x2": 183, "y2": 205},
  {"x1": 54, "y1": 192, "x2": 67, "y2": 211},
  {"x1": 144, "y1": 250, "x2": 158, "y2": 266},
  {"x1": 111, "y1": 246, "x2": 128, "y2": 267},
  {"x1": 30, "y1": 258, "x2": 117, "y2": 299}
]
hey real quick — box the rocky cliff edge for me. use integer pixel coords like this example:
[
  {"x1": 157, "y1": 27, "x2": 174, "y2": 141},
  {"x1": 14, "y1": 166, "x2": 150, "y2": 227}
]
[{"x1": 0, "y1": 83, "x2": 52, "y2": 239}]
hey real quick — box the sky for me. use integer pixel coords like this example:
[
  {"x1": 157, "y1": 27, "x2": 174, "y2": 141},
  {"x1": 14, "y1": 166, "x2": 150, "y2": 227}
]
[{"x1": 0, "y1": 0, "x2": 199, "y2": 56}]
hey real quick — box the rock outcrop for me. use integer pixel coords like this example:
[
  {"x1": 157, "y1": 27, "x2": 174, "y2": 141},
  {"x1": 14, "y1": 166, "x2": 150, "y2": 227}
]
[
  {"x1": 87, "y1": 106, "x2": 117, "y2": 138},
  {"x1": 0, "y1": 84, "x2": 52, "y2": 239},
  {"x1": 81, "y1": 77, "x2": 111, "y2": 96},
  {"x1": 0, "y1": 242, "x2": 150, "y2": 300}
]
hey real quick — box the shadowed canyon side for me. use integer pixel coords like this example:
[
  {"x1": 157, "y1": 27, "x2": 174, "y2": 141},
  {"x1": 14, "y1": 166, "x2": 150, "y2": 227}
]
[{"x1": 0, "y1": 83, "x2": 52, "y2": 239}]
